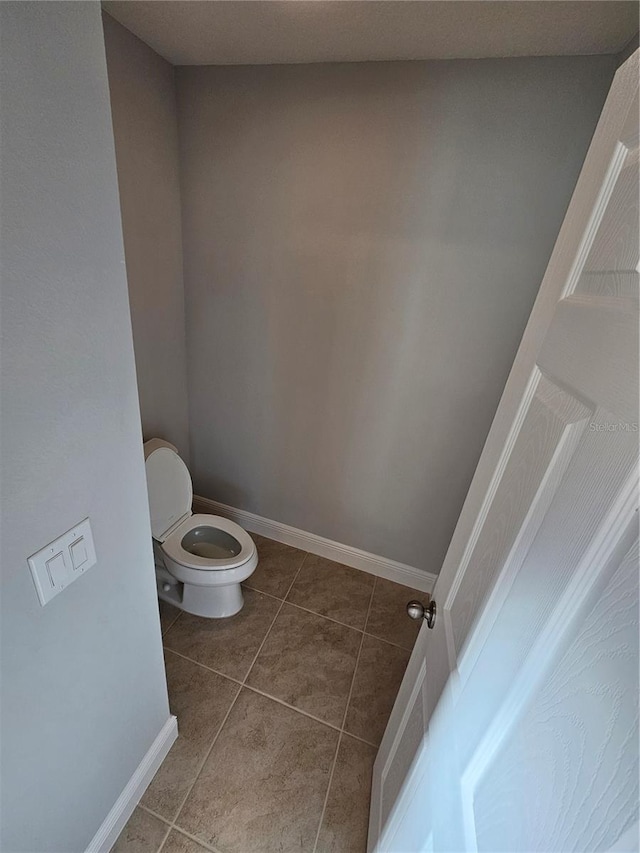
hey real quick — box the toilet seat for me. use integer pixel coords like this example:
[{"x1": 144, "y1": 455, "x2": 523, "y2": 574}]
[{"x1": 162, "y1": 513, "x2": 256, "y2": 572}]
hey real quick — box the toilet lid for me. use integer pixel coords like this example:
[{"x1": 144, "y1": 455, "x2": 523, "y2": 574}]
[{"x1": 144, "y1": 447, "x2": 193, "y2": 541}]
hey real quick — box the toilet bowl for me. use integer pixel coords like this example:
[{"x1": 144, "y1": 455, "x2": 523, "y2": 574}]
[{"x1": 143, "y1": 438, "x2": 258, "y2": 618}]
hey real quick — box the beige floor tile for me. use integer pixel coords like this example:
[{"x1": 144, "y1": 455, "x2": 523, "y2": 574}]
[
  {"x1": 161, "y1": 829, "x2": 210, "y2": 853},
  {"x1": 316, "y1": 734, "x2": 376, "y2": 853},
  {"x1": 286, "y1": 555, "x2": 374, "y2": 629},
  {"x1": 176, "y1": 689, "x2": 338, "y2": 853},
  {"x1": 244, "y1": 534, "x2": 307, "y2": 599},
  {"x1": 163, "y1": 588, "x2": 280, "y2": 680},
  {"x1": 158, "y1": 600, "x2": 182, "y2": 635},
  {"x1": 365, "y1": 578, "x2": 426, "y2": 650},
  {"x1": 142, "y1": 651, "x2": 240, "y2": 820},
  {"x1": 113, "y1": 807, "x2": 169, "y2": 853},
  {"x1": 345, "y1": 634, "x2": 410, "y2": 746},
  {"x1": 247, "y1": 603, "x2": 361, "y2": 727}
]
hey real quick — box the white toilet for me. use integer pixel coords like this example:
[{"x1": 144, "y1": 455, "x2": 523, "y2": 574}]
[{"x1": 143, "y1": 438, "x2": 258, "y2": 618}]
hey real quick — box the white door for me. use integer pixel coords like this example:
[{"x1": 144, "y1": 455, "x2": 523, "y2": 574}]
[{"x1": 369, "y1": 50, "x2": 639, "y2": 853}]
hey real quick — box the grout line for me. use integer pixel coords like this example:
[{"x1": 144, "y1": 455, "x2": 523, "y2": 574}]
[
  {"x1": 161, "y1": 608, "x2": 182, "y2": 637},
  {"x1": 244, "y1": 581, "x2": 414, "y2": 652},
  {"x1": 341, "y1": 575, "x2": 376, "y2": 731},
  {"x1": 169, "y1": 684, "x2": 243, "y2": 837},
  {"x1": 138, "y1": 804, "x2": 196, "y2": 853},
  {"x1": 339, "y1": 575, "x2": 377, "y2": 744},
  {"x1": 157, "y1": 820, "x2": 222, "y2": 853},
  {"x1": 286, "y1": 599, "x2": 414, "y2": 653},
  {"x1": 165, "y1": 611, "x2": 412, "y2": 667},
  {"x1": 162, "y1": 647, "x2": 245, "y2": 688},
  {"x1": 139, "y1": 804, "x2": 220, "y2": 853},
  {"x1": 362, "y1": 574, "x2": 376, "y2": 637},
  {"x1": 166, "y1": 594, "x2": 413, "y2": 653},
  {"x1": 241, "y1": 582, "x2": 278, "y2": 597},
  {"x1": 241, "y1": 598, "x2": 286, "y2": 683},
  {"x1": 242, "y1": 684, "x2": 342, "y2": 737},
  {"x1": 137, "y1": 802, "x2": 172, "y2": 823},
  {"x1": 363, "y1": 630, "x2": 414, "y2": 654},
  {"x1": 312, "y1": 577, "x2": 378, "y2": 853},
  {"x1": 343, "y1": 721, "x2": 376, "y2": 747},
  {"x1": 312, "y1": 731, "x2": 344, "y2": 853},
  {"x1": 241, "y1": 552, "x2": 308, "y2": 685},
  {"x1": 126, "y1": 802, "x2": 173, "y2": 852},
  {"x1": 160, "y1": 648, "x2": 378, "y2": 749},
  {"x1": 162, "y1": 555, "x2": 311, "y2": 848},
  {"x1": 244, "y1": 552, "x2": 309, "y2": 603},
  {"x1": 173, "y1": 826, "x2": 224, "y2": 853},
  {"x1": 156, "y1": 819, "x2": 173, "y2": 853},
  {"x1": 283, "y1": 599, "x2": 366, "y2": 632}
]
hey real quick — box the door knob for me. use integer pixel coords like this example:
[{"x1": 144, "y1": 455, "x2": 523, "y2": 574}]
[{"x1": 407, "y1": 599, "x2": 436, "y2": 629}]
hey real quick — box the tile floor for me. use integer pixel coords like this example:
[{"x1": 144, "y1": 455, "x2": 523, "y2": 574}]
[{"x1": 114, "y1": 535, "x2": 424, "y2": 853}]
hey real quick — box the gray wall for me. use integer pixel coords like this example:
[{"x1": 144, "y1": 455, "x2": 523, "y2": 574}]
[
  {"x1": 177, "y1": 57, "x2": 615, "y2": 573},
  {"x1": 619, "y1": 33, "x2": 639, "y2": 65},
  {"x1": 103, "y1": 12, "x2": 190, "y2": 461},
  {"x1": 0, "y1": 4, "x2": 171, "y2": 850}
]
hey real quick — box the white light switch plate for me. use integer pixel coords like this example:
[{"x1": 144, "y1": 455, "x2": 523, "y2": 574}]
[{"x1": 28, "y1": 518, "x2": 96, "y2": 606}]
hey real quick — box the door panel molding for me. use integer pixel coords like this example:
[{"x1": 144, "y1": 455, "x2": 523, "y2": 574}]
[
  {"x1": 444, "y1": 367, "x2": 540, "y2": 612},
  {"x1": 379, "y1": 659, "x2": 427, "y2": 833},
  {"x1": 457, "y1": 393, "x2": 591, "y2": 685},
  {"x1": 451, "y1": 369, "x2": 593, "y2": 656},
  {"x1": 470, "y1": 529, "x2": 638, "y2": 852},
  {"x1": 462, "y1": 471, "x2": 637, "y2": 800},
  {"x1": 562, "y1": 141, "x2": 627, "y2": 299}
]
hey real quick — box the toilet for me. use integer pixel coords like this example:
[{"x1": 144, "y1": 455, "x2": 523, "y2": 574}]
[{"x1": 143, "y1": 438, "x2": 258, "y2": 618}]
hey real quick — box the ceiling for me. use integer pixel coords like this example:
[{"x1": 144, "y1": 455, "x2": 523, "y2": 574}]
[{"x1": 102, "y1": 1, "x2": 638, "y2": 67}]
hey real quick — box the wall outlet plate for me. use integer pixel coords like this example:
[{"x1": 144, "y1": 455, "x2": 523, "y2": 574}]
[{"x1": 28, "y1": 518, "x2": 96, "y2": 606}]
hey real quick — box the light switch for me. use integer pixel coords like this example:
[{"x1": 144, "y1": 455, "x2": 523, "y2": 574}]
[
  {"x1": 45, "y1": 551, "x2": 68, "y2": 589},
  {"x1": 28, "y1": 518, "x2": 96, "y2": 606},
  {"x1": 70, "y1": 537, "x2": 88, "y2": 570}
]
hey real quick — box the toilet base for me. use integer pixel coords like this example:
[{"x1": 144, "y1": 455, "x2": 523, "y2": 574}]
[
  {"x1": 157, "y1": 571, "x2": 245, "y2": 619},
  {"x1": 182, "y1": 580, "x2": 244, "y2": 618}
]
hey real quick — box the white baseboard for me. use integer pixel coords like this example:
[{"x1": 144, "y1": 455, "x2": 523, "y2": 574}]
[
  {"x1": 85, "y1": 715, "x2": 178, "y2": 852},
  {"x1": 193, "y1": 495, "x2": 436, "y2": 594}
]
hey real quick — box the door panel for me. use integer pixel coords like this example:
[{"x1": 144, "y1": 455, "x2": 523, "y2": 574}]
[
  {"x1": 473, "y1": 535, "x2": 638, "y2": 853},
  {"x1": 454, "y1": 436, "x2": 638, "y2": 785},
  {"x1": 380, "y1": 660, "x2": 428, "y2": 830},
  {"x1": 578, "y1": 271, "x2": 638, "y2": 297},
  {"x1": 451, "y1": 369, "x2": 592, "y2": 656},
  {"x1": 581, "y1": 145, "x2": 638, "y2": 273},
  {"x1": 538, "y1": 295, "x2": 638, "y2": 422}
]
